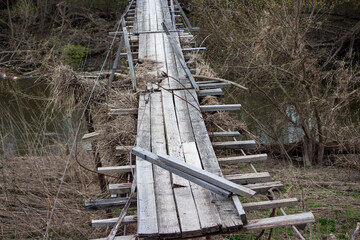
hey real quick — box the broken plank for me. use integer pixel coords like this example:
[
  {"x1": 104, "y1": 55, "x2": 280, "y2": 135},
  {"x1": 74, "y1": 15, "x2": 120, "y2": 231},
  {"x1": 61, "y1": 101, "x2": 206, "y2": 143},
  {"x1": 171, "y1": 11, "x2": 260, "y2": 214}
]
[
  {"x1": 245, "y1": 181, "x2": 284, "y2": 194},
  {"x1": 156, "y1": 150, "x2": 256, "y2": 198},
  {"x1": 218, "y1": 154, "x2": 268, "y2": 165},
  {"x1": 82, "y1": 131, "x2": 100, "y2": 141},
  {"x1": 132, "y1": 147, "x2": 232, "y2": 198},
  {"x1": 242, "y1": 198, "x2": 299, "y2": 211},
  {"x1": 84, "y1": 197, "x2": 136, "y2": 211},
  {"x1": 109, "y1": 108, "x2": 138, "y2": 115},
  {"x1": 109, "y1": 183, "x2": 132, "y2": 194},
  {"x1": 200, "y1": 104, "x2": 241, "y2": 112},
  {"x1": 209, "y1": 131, "x2": 241, "y2": 138},
  {"x1": 92, "y1": 215, "x2": 137, "y2": 227},
  {"x1": 198, "y1": 82, "x2": 231, "y2": 89},
  {"x1": 213, "y1": 140, "x2": 256, "y2": 150},
  {"x1": 243, "y1": 212, "x2": 315, "y2": 231},
  {"x1": 97, "y1": 165, "x2": 135, "y2": 174},
  {"x1": 225, "y1": 172, "x2": 271, "y2": 185},
  {"x1": 198, "y1": 88, "x2": 223, "y2": 97}
]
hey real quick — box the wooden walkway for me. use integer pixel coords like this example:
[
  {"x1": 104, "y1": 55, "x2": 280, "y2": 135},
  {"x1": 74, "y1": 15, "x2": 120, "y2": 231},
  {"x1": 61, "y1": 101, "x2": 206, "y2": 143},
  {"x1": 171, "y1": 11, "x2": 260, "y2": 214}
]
[{"x1": 84, "y1": 0, "x2": 315, "y2": 239}]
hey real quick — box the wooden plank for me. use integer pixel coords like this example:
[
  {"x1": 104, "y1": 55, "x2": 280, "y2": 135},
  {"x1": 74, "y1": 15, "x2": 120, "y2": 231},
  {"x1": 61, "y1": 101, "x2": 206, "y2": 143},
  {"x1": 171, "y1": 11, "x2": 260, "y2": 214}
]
[
  {"x1": 184, "y1": 89, "x2": 244, "y2": 232},
  {"x1": 200, "y1": 104, "x2": 242, "y2": 112},
  {"x1": 135, "y1": 94, "x2": 158, "y2": 238},
  {"x1": 209, "y1": 131, "x2": 240, "y2": 138},
  {"x1": 109, "y1": 183, "x2": 132, "y2": 194},
  {"x1": 218, "y1": 154, "x2": 268, "y2": 165},
  {"x1": 182, "y1": 142, "x2": 223, "y2": 234},
  {"x1": 182, "y1": 47, "x2": 206, "y2": 52},
  {"x1": 122, "y1": 19, "x2": 137, "y2": 91},
  {"x1": 245, "y1": 181, "x2": 284, "y2": 194},
  {"x1": 156, "y1": 151, "x2": 256, "y2": 198},
  {"x1": 150, "y1": 92, "x2": 181, "y2": 238},
  {"x1": 97, "y1": 165, "x2": 134, "y2": 174},
  {"x1": 161, "y1": 89, "x2": 202, "y2": 237},
  {"x1": 198, "y1": 88, "x2": 223, "y2": 97},
  {"x1": 242, "y1": 198, "x2": 299, "y2": 211},
  {"x1": 225, "y1": 172, "x2": 271, "y2": 185},
  {"x1": 232, "y1": 195, "x2": 247, "y2": 224},
  {"x1": 115, "y1": 145, "x2": 132, "y2": 156},
  {"x1": 198, "y1": 82, "x2": 231, "y2": 89},
  {"x1": 92, "y1": 215, "x2": 137, "y2": 227},
  {"x1": 84, "y1": 198, "x2": 136, "y2": 211},
  {"x1": 109, "y1": 108, "x2": 138, "y2": 115},
  {"x1": 212, "y1": 140, "x2": 256, "y2": 150},
  {"x1": 92, "y1": 235, "x2": 136, "y2": 240},
  {"x1": 243, "y1": 212, "x2": 315, "y2": 231},
  {"x1": 82, "y1": 131, "x2": 100, "y2": 141},
  {"x1": 132, "y1": 147, "x2": 232, "y2": 198}
]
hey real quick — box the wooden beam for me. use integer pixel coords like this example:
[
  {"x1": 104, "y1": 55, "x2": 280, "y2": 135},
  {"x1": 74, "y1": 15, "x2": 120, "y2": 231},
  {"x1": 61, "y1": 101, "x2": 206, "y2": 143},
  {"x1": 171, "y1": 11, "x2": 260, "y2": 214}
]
[
  {"x1": 115, "y1": 145, "x2": 133, "y2": 156},
  {"x1": 92, "y1": 215, "x2": 137, "y2": 227},
  {"x1": 209, "y1": 131, "x2": 241, "y2": 138},
  {"x1": 92, "y1": 235, "x2": 136, "y2": 240},
  {"x1": 132, "y1": 147, "x2": 233, "y2": 198},
  {"x1": 242, "y1": 198, "x2": 299, "y2": 211},
  {"x1": 243, "y1": 212, "x2": 315, "y2": 231},
  {"x1": 225, "y1": 172, "x2": 271, "y2": 184},
  {"x1": 84, "y1": 197, "x2": 136, "y2": 211},
  {"x1": 182, "y1": 47, "x2": 206, "y2": 52},
  {"x1": 200, "y1": 104, "x2": 242, "y2": 112},
  {"x1": 198, "y1": 82, "x2": 232, "y2": 89},
  {"x1": 97, "y1": 165, "x2": 134, "y2": 174},
  {"x1": 198, "y1": 88, "x2": 223, "y2": 97},
  {"x1": 245, "y1": 181, "x2": 284, "y2": 194},
  {"x1": 109, "y1": 108, "x2": 138, "y2": 116},
  {"x1": 122, "y1": 18, "x2": 137, "y2": 91},
  {"x1": 213, "y1": 140, "x2": 256, "y2": 149},
  {"x1": 82, "y1": 131, "x2": 100, "y2": 141},
  {"x1": 151, "y1": 149, "x2": 256, "y2": 198},
  {"x1": 218, "y1": 154, "x2": 268, "y2": 165},
  {"x1": 109, "y1": 183, "x2": 132, "y2": 195}
]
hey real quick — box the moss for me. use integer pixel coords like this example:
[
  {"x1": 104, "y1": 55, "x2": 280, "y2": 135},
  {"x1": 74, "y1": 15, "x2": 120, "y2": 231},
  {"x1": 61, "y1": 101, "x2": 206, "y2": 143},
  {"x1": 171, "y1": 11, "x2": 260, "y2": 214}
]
[{"x1": 63, "y1": 44, "x2": 87, "y2": 70}]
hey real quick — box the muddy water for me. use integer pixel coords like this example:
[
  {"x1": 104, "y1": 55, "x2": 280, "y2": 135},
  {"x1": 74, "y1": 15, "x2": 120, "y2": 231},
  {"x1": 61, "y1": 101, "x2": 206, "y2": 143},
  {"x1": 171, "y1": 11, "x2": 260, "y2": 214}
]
[{"x1": 0, "y1": 77, "x2": 84, "y2": 156}]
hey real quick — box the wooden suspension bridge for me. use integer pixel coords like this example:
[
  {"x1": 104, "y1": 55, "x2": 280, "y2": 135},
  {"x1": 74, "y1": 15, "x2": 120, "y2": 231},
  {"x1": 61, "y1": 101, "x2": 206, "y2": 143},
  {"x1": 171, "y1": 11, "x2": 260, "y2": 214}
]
[{"x1": 83, "y1": 0, "x2": 315, "y2": 239}]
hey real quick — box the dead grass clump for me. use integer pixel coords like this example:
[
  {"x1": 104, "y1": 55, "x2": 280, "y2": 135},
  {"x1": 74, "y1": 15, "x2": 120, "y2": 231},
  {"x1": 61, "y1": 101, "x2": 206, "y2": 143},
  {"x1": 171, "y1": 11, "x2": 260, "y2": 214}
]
[
  {"x1": 51, "y1": 64, "x2": 106, "y2": 105},
  {"x1": 134, "y1": 59, "x2": 161, "y2": 90},
  {"x1": 189, "y1": 55, "x2": 217, "y2": 77}
]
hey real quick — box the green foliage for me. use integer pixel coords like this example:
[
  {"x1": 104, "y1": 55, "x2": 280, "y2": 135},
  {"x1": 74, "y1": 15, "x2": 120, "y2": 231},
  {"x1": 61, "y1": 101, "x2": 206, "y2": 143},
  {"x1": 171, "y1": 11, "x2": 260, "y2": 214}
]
[
  {"x1": 12, "y1": 0, "x2": 37, "y2": 25},
  {"x1": 63, "y1": 44, "x2": 87, "y2": 70}
]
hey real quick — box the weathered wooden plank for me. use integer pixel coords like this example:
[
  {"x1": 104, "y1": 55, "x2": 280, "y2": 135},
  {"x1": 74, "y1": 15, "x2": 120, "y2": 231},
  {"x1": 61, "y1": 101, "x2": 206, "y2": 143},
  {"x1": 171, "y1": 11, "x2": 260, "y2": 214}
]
[
  {"x1": 92, "y1": 235, "x2": 136, "y2": 240},
  {"x1": 92, "y1": 215, "x2": 137, "y2": 227},
  {"x1": 244, "y1": 212, "x2": 315, "y2": 231},
  {"x1": 242, "y1": 198, "x2": 299, "y2": 211},
  {"x1": 150, "y1": 92, "x2": 181, "y2": 238},
  {"x1": 225, "y1": 172, "x2": 271, "y2": 185},
  {"x1": 218, "y1": 154, "x2": 268, "y2": 165},
  {"x1": 115, "y1": 145, "x2": 132, "y2": 156},
  {"x1": 212, "y1": 140, "x2": 256, "y2": 150},
  {"x1": 156, "y1": 151, "x2": 256, "y2": 198},
  {"x1": 82, "y1": 131, "x2": 100, "y2": 141},
  {"x1": 209, "y1": 131, "x2": 240, "y2": 138},
  {"x1": 245, "y1": 181, "x2": 284, "y2": 194},
  {"x1": 109, "y1": 183, "x2": 132, "y2": 195},
  {"x1": 84, "y1": 197, "x2": 136, "y2": 211},
  {"x1": 184, "y1": 89, "x2": 244, "y2": 232},
  {"x1": 135, "y1": 94, "x2": 158, "y2": 238},
  {"x1": 198, "y1": 82, "x2": 232, "y2": 89},
  {"x1": 198, "y1": 88, "x2": 224, "y2": 97},
  {"x1": 182, "y1": 142, "x2": 223, "y2": 234},
  {"x1": 109, "y1": 108, "x2": 138, "y2": 115},
  {"x1": 231, "y1": 195, "x2": 247, "y2": 224},
  {"x1": 97, "y1": 165, "x2": 135, "y2": 174},
  {"x1": 200, "y1": 104, "x2": 242, "y2": 112},
  {"x1": 132, "y1": 147, "x2": 232, "y2": 198},
  {"x1": 182, "y1": 47, "x2": 206, "y2": 52},
  {"x1": 122, "y1": 19, "x2": 137, "y2": 91}
]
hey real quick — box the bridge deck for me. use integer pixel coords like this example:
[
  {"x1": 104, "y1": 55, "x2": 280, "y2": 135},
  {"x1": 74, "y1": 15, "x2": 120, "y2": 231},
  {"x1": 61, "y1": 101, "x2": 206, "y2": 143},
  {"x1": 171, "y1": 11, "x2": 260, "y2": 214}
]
[
  {"x1": 135, "y1": 0, "x2": 243, "y2": 237},
  {"x1": 85, "y1": 0, "x2": 315, "y2": 239}
]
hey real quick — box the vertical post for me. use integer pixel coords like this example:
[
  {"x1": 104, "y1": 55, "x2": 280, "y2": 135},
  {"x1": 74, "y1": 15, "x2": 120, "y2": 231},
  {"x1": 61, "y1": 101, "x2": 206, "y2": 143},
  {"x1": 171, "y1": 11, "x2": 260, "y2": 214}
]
[
  {"x1": 170, "y1": 0, "x2": 176, "y2": 30},
  {"x1": 108, "y1": 34, "x2": 124, "y2": 89},
  {"x1": 122, "y1": 18, "x2": 137, "y2": 91}
]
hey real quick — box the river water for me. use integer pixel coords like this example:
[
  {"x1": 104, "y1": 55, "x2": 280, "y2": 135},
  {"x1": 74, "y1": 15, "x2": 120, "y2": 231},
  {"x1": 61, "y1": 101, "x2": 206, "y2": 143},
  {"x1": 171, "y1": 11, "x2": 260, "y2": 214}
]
[{"x1": 0, "y1": 77, "x2": 83, "y2": 156}]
